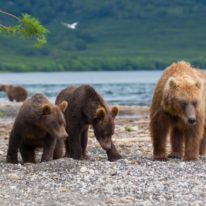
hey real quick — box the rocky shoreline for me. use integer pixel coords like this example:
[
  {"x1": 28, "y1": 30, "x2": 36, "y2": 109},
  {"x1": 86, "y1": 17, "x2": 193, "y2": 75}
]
[{"x1": 0, "y1": 103, "x2": 206, "y2": 205}]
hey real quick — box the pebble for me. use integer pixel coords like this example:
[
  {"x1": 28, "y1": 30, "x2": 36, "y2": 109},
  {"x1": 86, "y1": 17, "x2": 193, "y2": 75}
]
[
  {"x1": 80, "y1": 166, "x2": 87, "y2": 173},
  {"x1": 110, "y1": 171, "x2": 117, "y2": 176},
  {"x1": 89, "y1": 169, "x2": 95, "y2": 175},
  {"x1": 180, "y1": 162, "x2": 186, "y2": 168},
  {"x1": 60, "y1": 186, "x2": 70, "y2": 192},
  {"x1": 10, "y1": 185, "x2": 17, "y2": 190},
  {"x1": 7, "y1": 173, "x2": 20, "y2": 181}
]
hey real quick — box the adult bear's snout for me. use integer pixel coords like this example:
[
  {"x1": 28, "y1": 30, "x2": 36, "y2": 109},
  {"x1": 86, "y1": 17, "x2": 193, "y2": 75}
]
[{"x1": 186, "y1": 104, "x2": 196, "y2": 126}]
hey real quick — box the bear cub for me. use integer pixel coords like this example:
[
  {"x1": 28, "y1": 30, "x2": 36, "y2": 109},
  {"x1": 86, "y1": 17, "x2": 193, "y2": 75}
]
[
  {"x1": 55, "y1": 85, "x2": 122, "y2": 161},
  {"x1": 7, "y1": 93, "x2": 68, "y2": 163},
  {"x1": 0, "y1": 84, "x2": 28, "y2": 102},
  {"x1": 150, "y1": 61, "x2": 206, "y2": 161}
]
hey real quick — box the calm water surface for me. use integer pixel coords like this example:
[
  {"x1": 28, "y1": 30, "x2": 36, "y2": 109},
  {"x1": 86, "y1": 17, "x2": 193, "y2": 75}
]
[{"x1": 0, "y1": 71, "x2": 163, "y2": 105}]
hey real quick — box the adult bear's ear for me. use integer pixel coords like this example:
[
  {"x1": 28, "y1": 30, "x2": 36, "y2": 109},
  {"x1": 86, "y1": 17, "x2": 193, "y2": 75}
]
[
  {"x1": 59, "y1": 101, "x2": 68, "y2": 112},
  {"x1": 96, "y1": 107, "x2": 106, "y2": 120},
  {"x1": 168, "y1": 77, "x2": 177, "y2": 88},
  {"x1": 164, "y1": 77, "x2": 177, "y2": 93},
  {"x1": 195, "y1": 79, "x2": 202, "y2": 89},
  {"x1": 111, "y1": 106, "x2": 119, "y2": 118},
  {"x1": 42, "y1": 104, "x2": 52, "y2": 115}
]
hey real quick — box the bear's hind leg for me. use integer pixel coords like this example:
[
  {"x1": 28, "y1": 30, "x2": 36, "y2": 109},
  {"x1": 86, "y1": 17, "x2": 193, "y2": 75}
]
[
  {"x1": 168, "y1": 127, "x2": 184, "y2": 159},
  {"x1": 69, "y1": 126, "x2": 82, "y2": 160},
  {"x1": 64, "y1": 124, "x2": 70, "y2": 157},
  {"x1": 150, "y1": 112, "x2": 170, "y2": 161},
  {"x1": 20, "y1": 144, "x2": 35, "y2": 163},
  {"x1": 64, "y1": 136, "x2": 70, "y2": 157},
  {"x1": 81, "y1": 126, "x2": 89, "y2": 159}
]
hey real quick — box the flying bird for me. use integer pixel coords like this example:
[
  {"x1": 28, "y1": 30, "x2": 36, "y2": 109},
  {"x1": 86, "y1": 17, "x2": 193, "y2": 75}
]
[{"x1": 62, "y1": 22, "x2": 78, "y2": 30}]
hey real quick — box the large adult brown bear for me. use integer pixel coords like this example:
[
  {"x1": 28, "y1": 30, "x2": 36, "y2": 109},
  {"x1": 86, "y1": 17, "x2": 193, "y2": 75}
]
[
  {"x1": 7, "y1": 93, "x2": 68, "y2": 164},
  {"x1": 55, "y1": 85, "x2": 122, "y2": 161},
  {"x1": 0, "y1": 84, "x2": 28, "y2": 102},
  {"x1": 150, "y1": 61, "x2": 206, "y2": 161}
]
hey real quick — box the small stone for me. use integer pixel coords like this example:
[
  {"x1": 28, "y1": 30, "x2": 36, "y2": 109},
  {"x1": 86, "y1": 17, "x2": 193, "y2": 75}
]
[
  {"x1": 110, "y1": 171, "x2": 117, "y2": 176},
  {"x1": 17, "y1": 163, "x2": 23, "y2": 167},
  {"x1": 123, "y1": 158, "x2": 129, "y2": 163},
  {"x1": 180, "y1": 162, "x2": 186, "y2": 168},
  {"x1": 80, "y1": 166, "x2": 87, "y2": 173},
  {"x1": 10, "y1": 185, "x2": 17, "y2": 190},
  {"x1": 129, "y1": 160, "x2": 140, "y2": 165},
  {"x1": 105, "y1": 199, "x2": 114, "y2": 204},
  {"x1": 60, "y1": 186, "x2": 70, "y2": 192},
  {"x1": 7, "y1": 173, "x2": 20, "y2": 181},
  {"x1": 89, "y1": 169, "x2": 95, "y2": 175},
  {"x1": 0, "y1": 150, "x2": 3, "y2": 155}
]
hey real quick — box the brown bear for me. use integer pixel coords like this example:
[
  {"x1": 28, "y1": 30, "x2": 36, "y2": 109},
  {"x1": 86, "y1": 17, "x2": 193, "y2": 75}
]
[
  {"x1": 55, "y1": 85, "x2": 122, "y2": 161},
  {"x1": 6, "y1": 93, "x2": 68, "y2": 164},
  {"x1": 0, "y1": 84, "x2": 28, "y2": 102},
  {"x1": 150, "y1": 61, "x2": 206, "y2": 161}
]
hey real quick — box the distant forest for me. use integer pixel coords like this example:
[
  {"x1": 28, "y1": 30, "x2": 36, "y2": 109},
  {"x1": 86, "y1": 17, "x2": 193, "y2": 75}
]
[{"x1": 1, "y1": 0, "x2": 206, "y2": 72}]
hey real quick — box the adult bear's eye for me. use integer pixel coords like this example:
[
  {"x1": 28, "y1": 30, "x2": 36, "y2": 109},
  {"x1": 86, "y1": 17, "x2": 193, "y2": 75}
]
[
  {"x1": 192, "y1": 101, "x2": 197, "y2": 107},
  {"x1": 180, "y1": 101, "x2": 187, "y2": 108}
]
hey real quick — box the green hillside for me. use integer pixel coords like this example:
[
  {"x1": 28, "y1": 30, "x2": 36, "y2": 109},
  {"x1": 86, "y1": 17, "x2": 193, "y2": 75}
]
[{"x1": 1, "y1": 0, "x2": 206, "y2": 71}]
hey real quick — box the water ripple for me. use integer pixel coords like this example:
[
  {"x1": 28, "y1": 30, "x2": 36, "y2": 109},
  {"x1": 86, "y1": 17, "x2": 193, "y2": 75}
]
[{"x1": 0, "y1": 83, "x2": 155, "y2": 106}]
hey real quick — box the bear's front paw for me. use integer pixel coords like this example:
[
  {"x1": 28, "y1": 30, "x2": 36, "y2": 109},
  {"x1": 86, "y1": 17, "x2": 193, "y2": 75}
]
[
  {"x1": 81, "y1": 154, "x2": 90, "y2": 160},
  {"x1": 6, "y1": 155, "x2": 18, "y2": 164},
  {"x1": 153, "y1": 154, "x2": 168, "y2": 161},
  {"x1": 184, "y1": 156, "x2": 199, "y2": 161},
  {"x1": 64, "y1": 152, "x2": 70, "y2": 158},
  {"x1": 168, "y1": 153, "x2": 182, "y2": 159},
  {"x1": 108, "y1": 154, "x2": 122, "y2": 162},
  {"x1": 71, "y1": 153, "x2": 82, "y2": 160},
  {"x1": 41, "y1": 157, "x2": 52, "y2": 162}
]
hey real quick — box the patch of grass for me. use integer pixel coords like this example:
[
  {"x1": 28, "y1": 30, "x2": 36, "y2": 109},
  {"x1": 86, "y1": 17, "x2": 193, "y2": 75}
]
[
  {"x1": 0, "y1": 111, "x2": 5, "y2": 118},
  {"x1": 125, "y1": 126, "x2": 134, "y2": 132}
]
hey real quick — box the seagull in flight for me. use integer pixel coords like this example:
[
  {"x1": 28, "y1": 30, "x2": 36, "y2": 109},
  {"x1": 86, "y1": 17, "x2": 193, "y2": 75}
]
[{"x1": 62, "y1": 22, "x2": 78, "y2": 30}]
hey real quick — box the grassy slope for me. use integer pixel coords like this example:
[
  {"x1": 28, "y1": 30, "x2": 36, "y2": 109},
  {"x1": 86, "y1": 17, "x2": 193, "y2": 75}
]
[{"x1": 1, "y1": 0, "x2": 206, "y2": 71}]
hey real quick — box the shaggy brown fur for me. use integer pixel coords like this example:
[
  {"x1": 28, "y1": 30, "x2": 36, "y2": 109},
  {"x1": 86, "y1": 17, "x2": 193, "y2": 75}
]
[
  {"x1": 150, "y1": 61, "x2": 206, "y2": 161},
  {"x1": 55, "y1": 85, "x2": 122, "y2": 161},
  {"x1": 6, "y1": 93, "x2": 68, "y2": 164},
  {"x1": 0, "y1": 84, "x2": 28, "y2": 102}
]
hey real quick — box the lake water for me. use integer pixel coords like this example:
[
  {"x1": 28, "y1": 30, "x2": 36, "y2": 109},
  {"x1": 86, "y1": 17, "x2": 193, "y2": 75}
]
[{"x1": 0, "y1": 71, "x2": 163, "y2": 105}]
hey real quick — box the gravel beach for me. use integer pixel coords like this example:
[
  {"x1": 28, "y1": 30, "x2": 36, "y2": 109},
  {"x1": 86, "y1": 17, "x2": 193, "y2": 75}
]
[{"x1": 0, "y1": 103, "x2": 206, "y2": 206}]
